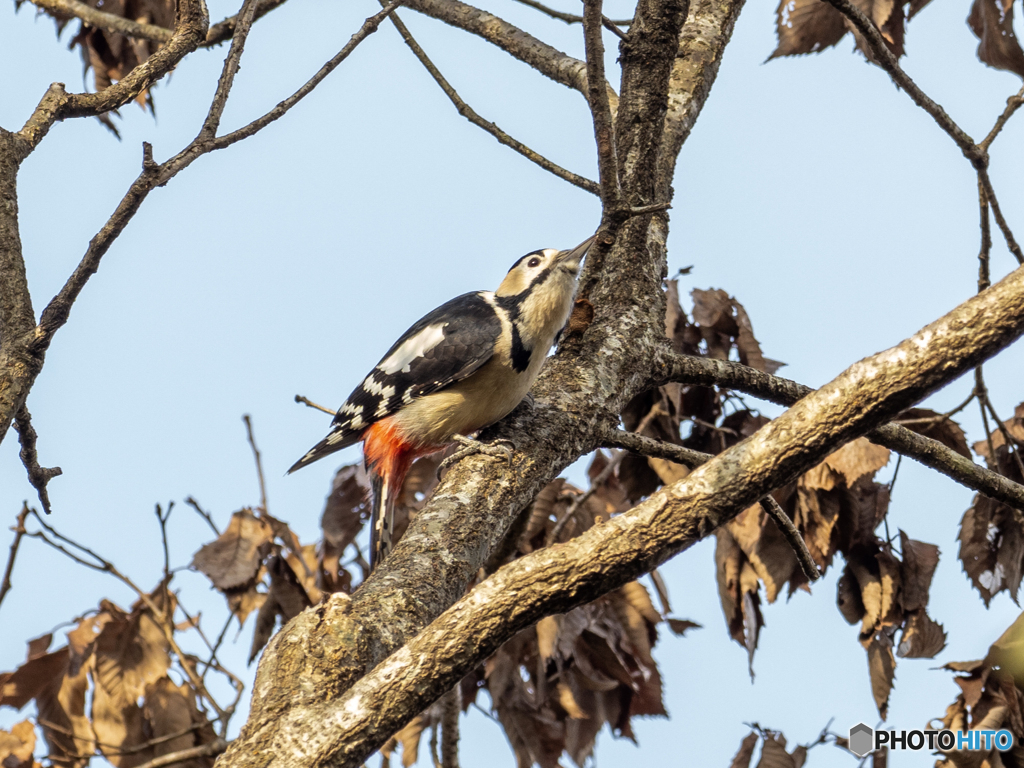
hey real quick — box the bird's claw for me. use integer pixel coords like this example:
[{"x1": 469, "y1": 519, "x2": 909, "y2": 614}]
[{"x1": 438, "y1": 435, "x2": 516, "y2": 478}]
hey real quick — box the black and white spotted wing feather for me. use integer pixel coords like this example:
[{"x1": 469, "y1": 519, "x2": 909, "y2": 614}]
[{"x1": 287, "y1": 292, "x2": 502, "y2": 473}]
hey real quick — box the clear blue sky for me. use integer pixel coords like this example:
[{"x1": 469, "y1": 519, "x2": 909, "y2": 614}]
[{"x1": 1, "y1": 0, "x2": 1022, "y2": 765}]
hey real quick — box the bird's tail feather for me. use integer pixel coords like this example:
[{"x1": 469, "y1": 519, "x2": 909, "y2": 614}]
[
  {"x1": 369, "y1": 470, "x2": 393, "y2": 571},
  {"x1": 286, "y1": 427, "x2": 361, "y2": 474}
]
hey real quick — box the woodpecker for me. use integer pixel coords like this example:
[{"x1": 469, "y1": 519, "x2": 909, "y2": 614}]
[{"x1": 289, "y1": 236, "x2": 595, "y2": 569}]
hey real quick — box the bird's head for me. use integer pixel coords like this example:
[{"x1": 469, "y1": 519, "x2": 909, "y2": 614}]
[{"x1": 495, "y1": 236, "x2": 596, "y2": 298}]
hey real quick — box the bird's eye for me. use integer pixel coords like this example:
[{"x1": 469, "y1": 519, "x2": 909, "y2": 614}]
[{"x1": 528, "y1": 256, "x2": 541, "y2": 268}]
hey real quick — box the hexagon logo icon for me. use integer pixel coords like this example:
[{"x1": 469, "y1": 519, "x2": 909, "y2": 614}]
[{"x1": 849, "y1": 723, "x2": 874, "y2": 757}]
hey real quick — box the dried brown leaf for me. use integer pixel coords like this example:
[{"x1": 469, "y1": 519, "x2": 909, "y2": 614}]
[
  {"x1": 756, "y1": 733, "x2": 795, "y2": 768},
  {"x1": 249, "y1": 555, "x2": 311, "y2": 663},
  {"x1": 897, "y1": 609, "x2": 947, "y2": 658},
  {"x1": 825, "y1": 438, "x2": 891, "y2": 487},
  {"x1": 969, "y1": 0, "x2": 1024, "y2": 76},
  {"x1": 837, "y1": 564, "x2": 866, "y2": 625},
  {"x1": 899, "y1": 532, "x2": 939, "y2": 612},
  {"x1": 537, "y1": 616, "x2": 559, "y2": 662},
  {"x1": 730, "y1": 732, "x2": 759, "y2": 768},
  {"x1": 666, "y1": 618, "x2": 701, "y2": 636},
  {"x1": 191, "y1": 510, "x2": 273, "y2": 591},
  {"x1": 865, "y1": 633, "x2": 896, "y2": 719},
  {"x1": 0, "y1": 720, "x2": 36, "y2": 768},
  {"x1": 959, "y1": 494, "x2": 1024, "y2": 606}
]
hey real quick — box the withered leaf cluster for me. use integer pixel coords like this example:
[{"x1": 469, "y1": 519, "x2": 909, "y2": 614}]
[
  {"x1": 959, "y1": 404, "x2": 1024, "y2": 607},
  {"x1": 0, "y1": 586, "x2": 217, "y2": 768},
  {"x1": 633, "y1": 282, "x2": 948, "y2": 718},
  {"x1": 728, "y1": 727, "x2": 811, "y2": 768},
  {"x1": 190, "y1": 508, "x2": 322, "y2": 663},
  {"x1": 770, "y1": 0, "x2": 1024, "y2": 77},
  {"x1": 16, "y1": 0, "x2": 174, "y2": 133},
  {"x1": 935, "y1": 611, "x2": 1024, "y2": 768}
]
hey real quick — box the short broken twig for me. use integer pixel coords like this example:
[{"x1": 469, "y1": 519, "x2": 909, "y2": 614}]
[
  {"x1": 13, "y1": 405, "x2": 62, "y2": 514},
  {"x1": 295, "y1": 394, "x2": 338, "y2": 416},
  {"x1": 242, "y1": 414, "x2": 269, "y2": 512}
]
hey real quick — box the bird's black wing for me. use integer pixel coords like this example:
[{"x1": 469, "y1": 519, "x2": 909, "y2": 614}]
[{"x1": 288, "y1": 292, "x2": 501, "y2": 472}]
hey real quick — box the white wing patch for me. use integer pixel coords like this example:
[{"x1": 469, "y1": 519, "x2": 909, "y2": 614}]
[{"x1": 378, "y1": 323, "x2": 447, "y2": 374}]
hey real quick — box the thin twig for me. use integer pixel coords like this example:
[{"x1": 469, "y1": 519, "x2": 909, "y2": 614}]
[
  {"x1": 979, "y1": 173, "x2": 992, "y2": 292},
  {"x1": 185, "y1": 496, "x2": 220, "y2": 535},
  {"x1": 759, "y1": 495, "x2": 820, "y2": 581},
  {"x1": 982, "y1": 395, "x2": 1024, "y2": 480},
  {"x1": 295, "y1": 394, "x2": 338, "y2": 416},
  {"x1": 384, "y1": 9, "x2": 600, "y2": 196},
  {"x1": 0, "y1": 504, "x2": 30, "y2": 613},
  {"x1": 980, "y1": 83, "x2": 1024, "y2": 151},
  {"x1": 155, "y1": 502, "x2": 173, "y2": 582},
  {"x1": 440, "y1": 687, "x2": 461, "y2": 768},
  {"x1": 511, "y1": 0, "x2": 631, "y2": 27},
  {"x1": 200, "y1": 0, "x2": 262, "y2": 140},
  {"x1": 978, "y1": 168, "x2": 1024, "y2": 265},
  {"x1": 242, "y1": 414, "x2": 269, "y2": 513},
  {"x1": 209, "y1": 0, "x2": 406, "y2": 152},
  {"x1": 131, "y1": 739, "x2": 229, "y2": 768},
  {"x1": 12, "y1": 405, "x2": 62, "y2": 514},
  {"x1": 583, "y1": 0, "x2": 620, "y2": 208}
]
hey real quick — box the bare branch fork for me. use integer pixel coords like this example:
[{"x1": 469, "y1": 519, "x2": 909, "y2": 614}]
[
  {"x1": 821, "y1": 0, "x2": 1023, "y2": 267},
  {"x1": 0, "y1": 0, "x2": 404, "y2": 458}
]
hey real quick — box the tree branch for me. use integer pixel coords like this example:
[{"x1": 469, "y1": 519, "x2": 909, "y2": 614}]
[
  {"x1": 131, "y1": 738, "x2": 228, "y2": 768},
  {"x1": 512, "y1": 0, "x2": 632, "y2": 28},
  {"x1": 0, "y1": 504, "x2": 29, "y2": 613},
  {"x1": 583, "y1": 0, "x2": 621, "y2": 208},
  {"x1": 821, "y1": 0, "x2": 983, "y2": 166},
  {"x1": 652, "y1": 351, "x2": 1024, "y2": 512},
  {"x1": 978, "y1": 167, "x2": 1024, "y2": 265},
  {"x1": 600, "y1": 426, "x2": 820, "y2": 580},
  {"x1": 385, "y1": 9, "x2": 600, "y2": 195},
  {"x1": 403, "y1": 0, "x2": 618, "y2": 114},
  {"x1": 13, "y1": 404, "x2": 61, "y2": 514},
  {"x1": 233, "y1": 259, "x2": 1024, "y2": 768}
]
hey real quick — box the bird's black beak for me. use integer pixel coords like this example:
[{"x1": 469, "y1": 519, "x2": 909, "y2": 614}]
[{"x1": 556, "y1": 235, "x2": 597, "y2": 271}]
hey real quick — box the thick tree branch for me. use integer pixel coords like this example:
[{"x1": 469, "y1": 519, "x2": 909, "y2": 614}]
[
  {"x1": 652, "y1": 351, "x2": 1024, "y2": 511},
  {"x1": 386, "y1": 9, "x2": 599, "y2": 195},
  {"x1": 236, "y1": 260, "x2": 1024, "y2": 768},
  {"x1": 656, "y1": 0, "x2": 745, "y2": 196}
]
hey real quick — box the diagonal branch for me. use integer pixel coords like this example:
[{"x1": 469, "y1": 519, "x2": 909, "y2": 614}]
[
  {"x1": 600, "y1": 426, "x2": 820, "y2": 580},
  {"x1": 0, "y1": 504, "x2": 29, "y2": 613},
  {"x1": 821, "y1": 0, "x2": 983, "y2": 166},
  {"x1": 652, "y1": 350, "x2": 1024, "y2": 512},
  {"x1": 385, "y1": 9, "x2": 599, "y2": 195},
  {"x1": 978, "y1": 168, "x2": 1024, "y2": 265},
  {"x1": 233, "y1": 256, "x2": 1024, "y2": 768},
  {"x1": 403, "y1": 0, "x2": 618, "y2": 114}
]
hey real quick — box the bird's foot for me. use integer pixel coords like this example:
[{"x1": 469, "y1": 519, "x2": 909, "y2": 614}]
[{"x1": 438, "y1": 435, "x2": 516, "y2": 478}]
